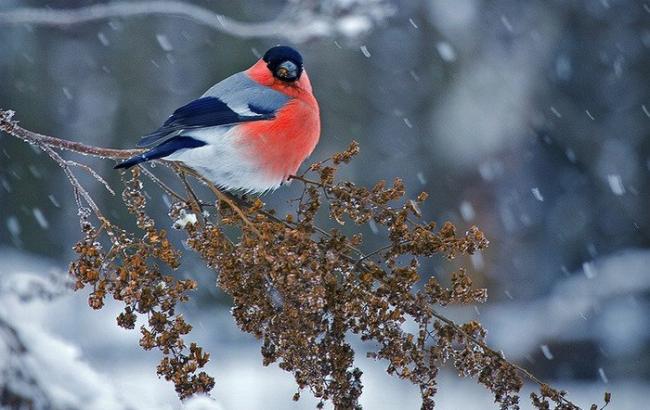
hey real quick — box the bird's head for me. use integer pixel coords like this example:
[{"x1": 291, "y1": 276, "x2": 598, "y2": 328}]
[
  {"x1": 262, "y1": 45, "x2": 303, "y2": 83},
  {"x1": 246, "y1": 45, "x2": 313, "y2": 95}
]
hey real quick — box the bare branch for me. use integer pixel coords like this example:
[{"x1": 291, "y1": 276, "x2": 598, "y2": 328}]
[
  {"x1": 0, "y1": 0, "x2": 393, "y2": 42},
  {"x1": 66, "y1": 159, "x2": 116, "y2": 196},
  {"x1": 0, "y1": 1, "x2": 288, "y2": 38},
  {"x1": 39, "y1": 143, "x2": 105, "y2": 221},
  {"x1": 0, "y1": 109, "x2": 141, "y2": 159}
]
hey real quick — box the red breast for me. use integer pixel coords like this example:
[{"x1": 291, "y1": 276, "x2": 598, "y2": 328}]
[{"x1": 240, "y1": 59, "x2": 321, "y2": 181}]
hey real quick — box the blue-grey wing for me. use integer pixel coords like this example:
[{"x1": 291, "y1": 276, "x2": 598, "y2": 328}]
[{"x1": 137, "y1": 72, "x2": 289, "y2": 147}]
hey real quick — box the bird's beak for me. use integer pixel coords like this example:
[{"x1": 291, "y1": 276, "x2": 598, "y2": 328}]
[{"x1": 277, "y1": 61, "x2": 299, "y2": 80}]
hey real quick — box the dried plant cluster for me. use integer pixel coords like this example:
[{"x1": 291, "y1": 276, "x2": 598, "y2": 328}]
[{"x1": 0, "y1": 109, "x2": 610, "y2": 410}]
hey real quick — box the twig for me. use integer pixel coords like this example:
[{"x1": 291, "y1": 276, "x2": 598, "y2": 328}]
[
  {"x1": 176, "y1": 165, "x2": 262, "y2": 236},
  {"x1": 355, "y1": 241, "x2": 410, "y2": 265},
  {"x1": 66, "y1": 159, "x2": 115, "y2": 195},
  {"x1": 138, "y1": 164, "x2": 185, "y2": 202},
  {"x1": 39, "y1": 143, "x2": 106, "y2": 223},
  {"x1": 427, "y1": 308, "x2": 580, "y2": 409},
  {"x1": 174, "y1": 164, "x2": 203, "y2": 216},
  {"x1": 0, "y1": 109, "x2": 141, "y2": 159}
]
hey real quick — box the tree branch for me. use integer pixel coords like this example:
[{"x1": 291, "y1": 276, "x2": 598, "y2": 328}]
[
  {"x1": 0, "y1": 1, "x2": 295, "y2": 38},
  {"x1": 0, "y1": 108, "x2": 597, "y2": 410},
  {"x1": 0, "y1": 110, "x2": 141, "y2": 159}
]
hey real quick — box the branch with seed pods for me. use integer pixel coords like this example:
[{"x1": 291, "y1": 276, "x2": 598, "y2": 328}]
[{"x1": 1, "y1": 109, "x2": 610, "y2": 409}]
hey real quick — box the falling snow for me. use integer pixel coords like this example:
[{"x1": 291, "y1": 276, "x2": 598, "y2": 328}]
[
  {"x1": 459, "y1": 201, "x2": 475, "y2": 221},
  {"x1": 435, "y1": 42, "x2": 457, "y2": 63},
  {"x1": 62, "y1": 87, "x2": 72, "y2": 100},
  {"x1": 550, "y1": 106, "x2": 562, "y2": 118},
  {"x1": 48, "y1": 194, "x2": 60, "y2": 208},
  {"x1": 6, "y1": 216, "x2": 20, "y2": 238},
  {"x1": 97, "y1": 32, "x2": 110, "y2": 46},
  {"x1": 368, "y1": 219, "x2": 379, "y2": 234},
  {"x1": 582, "y1": 261, "x2": 596, "y2": 279},
  {"x1": 156, "y1": 34, "x2": 174, "y2": 52},
  {"x1": 598, "y1": 367, "x2": 609, "y2": 384},
  {"x1": 2, "y1": 1, "x2": 649, "y2": 407},
  {"x1": 470, "y1": 252, "x2": 484, "y2": 270},
  {"x1": 500, "y1": 15, "x2": 513, "y2": 32},
  {"x1": 643, "y1": 104, "x2": 650, "y2": 118},
  {"x1": 32, "y1": 208, "x2": 49, "y2": 229},
  {"x1": 607, "y1": 174, "x2": 625, "y2": 196},
  {"x1": 565, "y1": 148, "x2": 577, "y2": 163},
  {"x1": 540, "y1": 345, "x2": 554, "y2": 360}
]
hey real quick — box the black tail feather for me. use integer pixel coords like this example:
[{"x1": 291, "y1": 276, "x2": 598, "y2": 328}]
[
  {"x1": 114, "y1": 136, "x2": 207, "y2": 170},
  {"x1": 114, "y1": 154, "x2": 147, "y2": 169}
]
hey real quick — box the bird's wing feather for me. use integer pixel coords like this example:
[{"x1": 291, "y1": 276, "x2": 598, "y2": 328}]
[{"x1": 137, "y1": 72, "x2": 290, "y2": 147}]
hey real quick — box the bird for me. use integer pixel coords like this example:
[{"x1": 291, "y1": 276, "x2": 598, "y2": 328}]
[{"x1": 115, "y1": 45, "x2": 320, "y2": 193}]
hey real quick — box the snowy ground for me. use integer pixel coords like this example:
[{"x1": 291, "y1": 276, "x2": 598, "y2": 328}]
[{"x1": 0, "y1": 247, "x2": 647, "y2": 410}]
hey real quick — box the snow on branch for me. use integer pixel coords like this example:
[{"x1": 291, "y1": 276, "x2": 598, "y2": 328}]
[{"x1": 0, "y1": 0, "x2": 394, "y2": 42}]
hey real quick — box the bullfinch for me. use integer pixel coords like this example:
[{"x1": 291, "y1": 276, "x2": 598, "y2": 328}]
[{"x1": 115, "y1": 45, "x2": 320, "y2": 193}]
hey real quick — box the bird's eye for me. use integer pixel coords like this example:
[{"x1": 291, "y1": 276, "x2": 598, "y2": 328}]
[
  {"x1": 276, "y1": 66, "x2": 289, "y2": 78},
  {"x1": 273, "y1": 60, "x2": 299, "y2": 82}
]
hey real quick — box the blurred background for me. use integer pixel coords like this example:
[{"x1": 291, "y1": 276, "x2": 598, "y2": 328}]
[{"x1": 1, "y1": 0, "x2": 649, "y2": 409}]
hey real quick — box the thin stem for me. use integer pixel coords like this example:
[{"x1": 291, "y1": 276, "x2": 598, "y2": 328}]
[
  {"x1": 138, "y1": 164, "x2": 185, "y2": 202},
  {"x1": 66, "y1": 159, "x2": 115, "y2": 195},
  {"x1": 428, "y1": 309, "x2": 579, "y2": 408},
  {"x1": 177, "y1": 165, "x2": 262, "y2": 236},
  {"x1": 0, "y1": 109, "x2": 141, "y2": 159},
  {"x1": 175, "y1": 165, "x2": 203, "y2": 216}
]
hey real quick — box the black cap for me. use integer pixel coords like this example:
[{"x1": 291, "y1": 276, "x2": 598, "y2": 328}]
[{"x1": 263, "y1": 46, "x2": 303, "y2": 82}]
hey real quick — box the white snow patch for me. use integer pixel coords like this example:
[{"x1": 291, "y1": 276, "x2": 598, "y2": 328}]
[
  {"x1": 337, "y1": 16, "x2": 372, "y2": 38},
  {"x1": 18, "y1": 324, "x2": 126, "y2": 409},
  {"x1": 183, "y1": 395, "x2": 224, "y2": 410},
  {"x1": 173, "y1": 210, "x2": 198, "y2": 229}
]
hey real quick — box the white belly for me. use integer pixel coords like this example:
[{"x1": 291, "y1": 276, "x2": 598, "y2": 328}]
[{"x1": 165, "y1": 126, "x2": 284, "y2": 193}]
